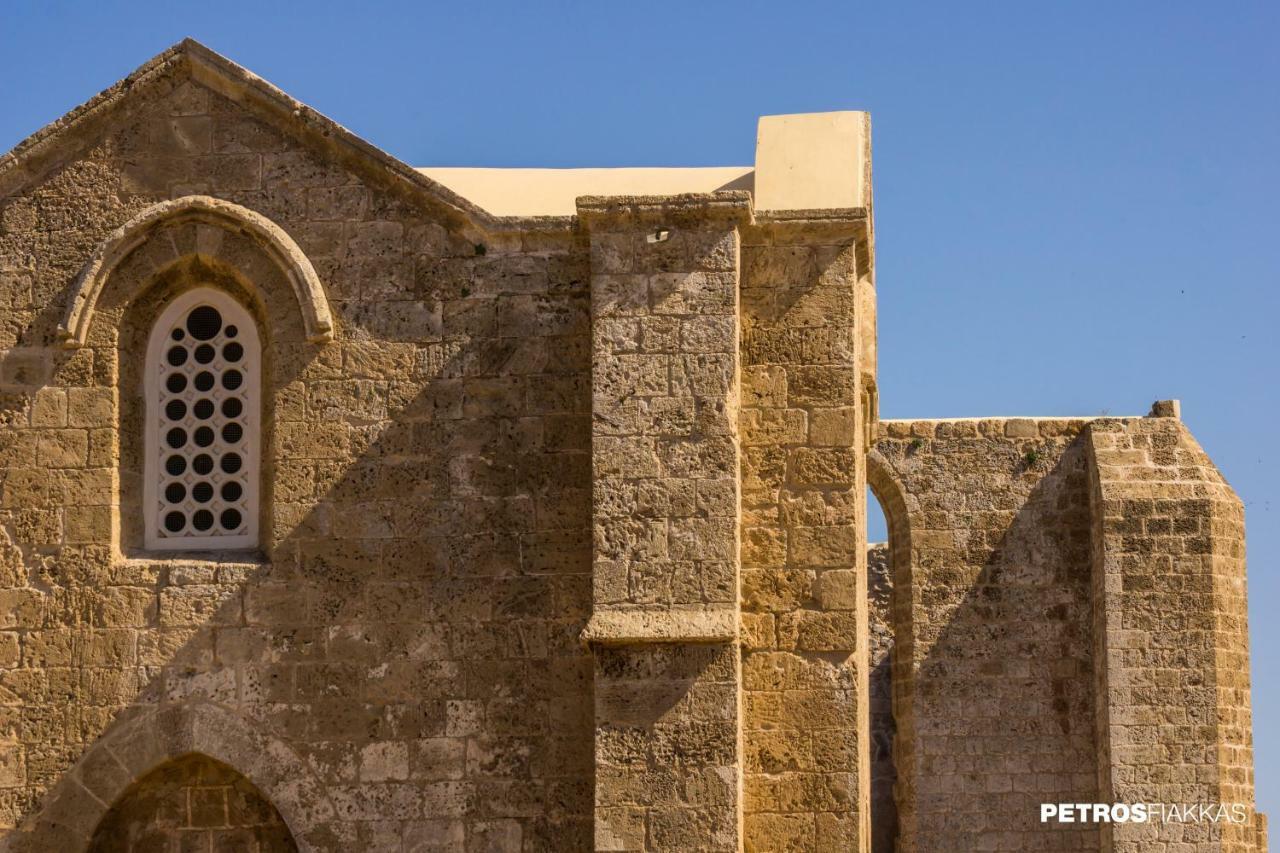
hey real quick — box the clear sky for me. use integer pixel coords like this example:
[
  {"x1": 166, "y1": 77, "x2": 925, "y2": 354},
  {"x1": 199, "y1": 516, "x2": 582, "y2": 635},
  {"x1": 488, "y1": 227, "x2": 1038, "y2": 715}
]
[{"x1": 2, "y1": 0, "x2": 1278, "y2": 821}]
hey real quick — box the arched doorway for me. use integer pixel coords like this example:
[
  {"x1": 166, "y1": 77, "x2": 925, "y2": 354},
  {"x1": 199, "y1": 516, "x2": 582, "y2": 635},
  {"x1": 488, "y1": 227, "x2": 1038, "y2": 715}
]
[
  {"x1": 88, "y1": 753, "x2": 298, "y2": 852},
  {"x1": 866, "y1": 449, "x2": 914, "y2": 853}
]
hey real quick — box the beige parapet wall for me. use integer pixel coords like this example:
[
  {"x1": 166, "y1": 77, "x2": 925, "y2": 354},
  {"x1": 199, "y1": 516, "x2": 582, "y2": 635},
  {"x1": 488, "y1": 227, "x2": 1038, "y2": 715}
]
[
  {"x1": 0, "y1": 37, "x2": 1260, "y2": 853},
  {"x1": 419, "y1": 110, "x2": 869, "y2": 219}
]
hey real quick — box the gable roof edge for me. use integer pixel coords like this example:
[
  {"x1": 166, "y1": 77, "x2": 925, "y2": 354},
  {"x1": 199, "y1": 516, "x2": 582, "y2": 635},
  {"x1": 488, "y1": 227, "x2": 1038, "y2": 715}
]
[
  {"x1": 0, "y1": 43, "x2": 187, "y2": 198},
  {"x1": 177, "y1": 40, "x2": 502, "y2": 232},
  {"x1": 0, "y1": 39, "x2": 538, "y2": 234}
]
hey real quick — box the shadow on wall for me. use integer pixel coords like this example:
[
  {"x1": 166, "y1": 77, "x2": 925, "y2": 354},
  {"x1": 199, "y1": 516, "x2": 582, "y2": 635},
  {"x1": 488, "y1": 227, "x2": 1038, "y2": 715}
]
[
  {"x1": 869, "y1": 430, "x2": 1100, "y2": 851},
  {"x1": 0, "y1": 210, "x2": 597, "y2": 849},
  {"x1": 87, "y1": 753, "x2": 299, "y2": 851},
  {"x1": 865, "y1": 541, "x2": 897, "y2": 853}
]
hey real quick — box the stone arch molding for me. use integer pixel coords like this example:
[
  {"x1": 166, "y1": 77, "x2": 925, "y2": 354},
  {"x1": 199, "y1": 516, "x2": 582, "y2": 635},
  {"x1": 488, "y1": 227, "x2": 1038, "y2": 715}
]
[
  {"x1": 58, "y1": 195, "x2": 335, "y2": 349},
  {"x1": 8, "y1": 701, "x2": 339, "y2": 853},
  {"x1": 866, "y1": 448, "x2": 913, "y2": 574},
  {"x1": 865, "y1": 446, "x2": 917, "y2": 846}
]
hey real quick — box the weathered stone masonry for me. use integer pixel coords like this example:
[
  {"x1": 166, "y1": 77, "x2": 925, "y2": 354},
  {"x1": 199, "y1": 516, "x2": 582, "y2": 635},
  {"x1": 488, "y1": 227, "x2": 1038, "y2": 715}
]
[
  {"x1": 0, "y1": 39, "x2": 1264, "y2": 852},
  {"x1": 870, "y1": 416, "x2": 1266, "y2": 851},
  {"x1": 582, "y1": 196, "x2": 747, "y2": 851}
]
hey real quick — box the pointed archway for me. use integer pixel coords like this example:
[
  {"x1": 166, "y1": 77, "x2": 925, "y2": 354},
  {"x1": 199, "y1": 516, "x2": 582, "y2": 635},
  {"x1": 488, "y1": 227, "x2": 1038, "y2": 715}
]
[
  {"x1": 866, "y1": 448, "x2": 915, "y2": 852},
  {"x1": 88, "y1": 753, "x2": 298, "y2": 852},
  {"x1": 10, "y1": 701, "x2": 340, "y2": 852}
]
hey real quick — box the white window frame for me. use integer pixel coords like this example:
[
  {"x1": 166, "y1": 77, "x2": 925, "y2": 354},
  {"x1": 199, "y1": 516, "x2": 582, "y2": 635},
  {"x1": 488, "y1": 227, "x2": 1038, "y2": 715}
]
[{"x1": 143, "y1": 287, "x2": 261, "y2": 551}]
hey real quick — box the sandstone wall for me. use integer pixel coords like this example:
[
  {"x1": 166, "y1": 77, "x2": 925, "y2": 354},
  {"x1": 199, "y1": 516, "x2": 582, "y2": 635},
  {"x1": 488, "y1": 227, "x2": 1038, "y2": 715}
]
[
  {"x1": 583, "y1": 199, "x2": 746, "y2": 852},
  {"x1": 872, "y1": 418, "x2": 1101, "y2": 851},
  {"x1": 738, "y1": 220, "x2": 869, "y2": 852},
  {"x1": 1088, "y1": 417, "x2": 1263, "y2": 852},
  {"x1": 0, "y1": 67, "x2": 594, "y2": 850},
  {"x1": 0, "y1": 41, "x2": 1263, "y2": 853},
  {"x1": 871, "y1": 414, "x2": 1264, "y2": 852}
]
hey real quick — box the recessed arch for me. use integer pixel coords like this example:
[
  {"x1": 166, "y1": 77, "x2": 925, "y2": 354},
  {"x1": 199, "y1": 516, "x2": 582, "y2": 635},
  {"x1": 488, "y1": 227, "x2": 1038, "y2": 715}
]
[
  {"x1": 88, "y1": 752, "x2": 299, "y2": 852},
  {"x1": 58, "y1": 195, "x2": 334, "y2": 349},
  {"x1": 13, "y1": 702, "x2": 339, "y2": 853}
]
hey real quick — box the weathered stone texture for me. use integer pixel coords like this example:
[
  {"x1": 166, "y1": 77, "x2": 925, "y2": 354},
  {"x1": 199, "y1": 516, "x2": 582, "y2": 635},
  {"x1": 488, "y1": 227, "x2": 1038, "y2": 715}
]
[
  {"x1": 585, "y1": 203, "x2": 746, "y2": 852},
  {"x1": 1089, "y1": 418, "x2": 1265, "y2": 852},
  {"x1": 587, "y1": 212, "x2": 742, "y2": 622},
  {"x1": 593, "y1": 643, "x2": 740, "y2": 852},
  {"x1": 872, "y1": 419, "x2": 1101, "y2": 851},
  {"x1": 0, "y1": 39, "x2": 1263, "y2": 853},
  {"x1": 739, "y1": 226, "x2": 867, "y2": 852},
  {"x1": 0, "y1": 61, "x2": 593, "y2": 850}
]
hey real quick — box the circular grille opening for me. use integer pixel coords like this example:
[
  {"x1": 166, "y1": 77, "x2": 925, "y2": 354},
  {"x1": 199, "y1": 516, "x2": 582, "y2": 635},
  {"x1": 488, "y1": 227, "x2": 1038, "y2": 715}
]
[
  {"x1": 187, "y1": 306, "x2": 222, "y2": 340},
  {"x1": 150, "y1": 290, "x2": 257, "y2": 547}
]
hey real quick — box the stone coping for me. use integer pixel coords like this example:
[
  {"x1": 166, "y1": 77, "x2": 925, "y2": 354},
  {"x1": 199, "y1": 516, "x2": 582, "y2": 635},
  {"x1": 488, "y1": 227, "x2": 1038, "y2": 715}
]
[{"x1": 877, "y1": 415, "x2": 1154, "y2": 441}]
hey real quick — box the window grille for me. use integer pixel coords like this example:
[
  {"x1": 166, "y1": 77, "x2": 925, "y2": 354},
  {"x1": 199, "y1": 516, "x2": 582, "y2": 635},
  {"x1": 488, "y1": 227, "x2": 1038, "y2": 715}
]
[{"x1": 143, "y1": 288, "x2": 260, "y2": 550}]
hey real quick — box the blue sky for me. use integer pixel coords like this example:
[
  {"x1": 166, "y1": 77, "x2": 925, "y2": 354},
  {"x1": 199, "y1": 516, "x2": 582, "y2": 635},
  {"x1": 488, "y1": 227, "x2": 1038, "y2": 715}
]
[{"x1": 3, "y1": 0, "x2": 1278, "y2": 820}]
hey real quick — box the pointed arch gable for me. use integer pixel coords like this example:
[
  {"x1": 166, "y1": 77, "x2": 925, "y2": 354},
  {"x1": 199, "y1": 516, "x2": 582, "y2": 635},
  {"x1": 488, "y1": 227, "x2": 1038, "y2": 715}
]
[
  {"x1": 89, "y1": 753, "x2": 299, "y2": 851},
  {"x1": 59, "y1": 195, "x2": 334, "y2": 349},
  {"x1": 13, "y1": 702, "x2": 339, "y2": 853}
]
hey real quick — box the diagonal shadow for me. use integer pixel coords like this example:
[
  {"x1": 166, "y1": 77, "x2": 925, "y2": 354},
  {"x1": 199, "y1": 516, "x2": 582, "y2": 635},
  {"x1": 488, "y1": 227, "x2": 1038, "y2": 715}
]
[
  {"x1": 878, "y1": 433, "x2": 1101, "y2": 851},
  {"x1": 0, "y1": 232, "x2": 598, "y2": 849}
]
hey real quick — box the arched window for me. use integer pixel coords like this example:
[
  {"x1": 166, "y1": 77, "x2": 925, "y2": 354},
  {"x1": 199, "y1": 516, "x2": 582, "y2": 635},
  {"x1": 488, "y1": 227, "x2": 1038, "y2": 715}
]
[{"x1": 143, "y1": 288, "x2": 260, "y2": 550}]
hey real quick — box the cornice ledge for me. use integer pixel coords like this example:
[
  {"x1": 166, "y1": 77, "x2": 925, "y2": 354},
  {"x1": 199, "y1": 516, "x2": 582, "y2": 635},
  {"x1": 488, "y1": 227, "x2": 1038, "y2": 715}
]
[
  {"x1": 580, "y1": 607, "x2": 738, "y2": 646},
  {"x1": 576, "y1": 191, "x2": 754, "y2": 231}
]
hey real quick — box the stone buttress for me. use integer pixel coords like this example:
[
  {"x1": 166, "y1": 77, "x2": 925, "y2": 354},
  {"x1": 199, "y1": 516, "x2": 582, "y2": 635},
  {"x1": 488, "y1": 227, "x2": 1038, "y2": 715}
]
[
  {"x1": 0, "y1": 37, "x2": 1265, "y2": 853},
  {"x1": 581, "y1": 194, "x2": 749, "y2": 852}
]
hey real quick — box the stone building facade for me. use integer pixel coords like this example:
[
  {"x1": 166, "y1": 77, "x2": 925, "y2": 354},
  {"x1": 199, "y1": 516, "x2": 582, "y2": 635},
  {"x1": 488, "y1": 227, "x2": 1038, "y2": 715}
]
[{"x1": 0, "y1": 40, "x2": 1263, "y2": 852}]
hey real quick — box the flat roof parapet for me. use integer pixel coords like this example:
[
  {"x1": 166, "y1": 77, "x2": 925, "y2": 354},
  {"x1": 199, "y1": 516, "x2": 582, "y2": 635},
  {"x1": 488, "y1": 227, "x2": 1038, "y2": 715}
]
[{"x1": 419, "y1": 110, "x2": 871, "y2": 220}]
